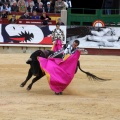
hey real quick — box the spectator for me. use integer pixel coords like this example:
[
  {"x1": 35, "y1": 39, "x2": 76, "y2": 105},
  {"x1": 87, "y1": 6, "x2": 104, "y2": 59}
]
[
  {"x1": 0, "y1": 2, "x2": 3, "y2": 13},
  {"x1": 9, "y1": 14, "x2": 17, "y2": 23},
  {"x1": 11, "y1": 1, "x2": 19, "y2": 12},
  {"x1": 33, "y1": 0, "x2": 37, "y2": 5},
  {"x1": 1, "y1": 9, "x2": 7, "y2": 18},
  {"x1": 31, "y1": 10, "x2": 40, "y2": 19},
  {"x1": 34, "y1": 0, "x2": 43, "y2": 8},
  {"x1": 104, "y1": 0, "x2": 113, "y2": 15},
  {"x1": 17, "y1": 0, "x2": 26, "y2": 7},
  {"x1": 19, "y1": 1, "x2": 27, "y2": 12},
  {"x1": 50, "y1": 0, "x2": 56, "y2": 9},
  {"x1": 9, "y1": 0, "x2": 15, "y2": 6},
  {"x1": 45, "y1": 1, "x2": 54, "y2": 13},
  {"x1": 63, "y1": 0, "x2": 68, "y2": 9},
  {"x1": 1, "y1": 0, "x2": 10, "y2": 5},
  {"x1": 56, "y1": 17, "x2": 64, "y2": 25},
  {"x1": 54, "y1": 0, "x2": 66, "y2": 13},
  {"x1": 3, "y1": 2, "x2": 11, "y2": 14},
  {"x1": 25, "y1": 0, "x2": 33, "y2": 7},
  {"x1": 27, "y1": 1, "x2": 36, "y2": 13},
  {"x1": 36, "y1": 2, "x2": 43, "y2": 13},
  {"x1": 41, "y1": 0, "x2": 47, "y2": 6},
  {"x1": 19, "y1": 11, "x2": 31, "y2": 19},
  {"x1": 40, "y1": 12, "x2": 51, "y2": 20},
  {"x1": 40, "y1": 12, "x2": 51, "y2": 25},
  {"x1": 64, "y1": 0, "x2": 71, "y2": 8}
]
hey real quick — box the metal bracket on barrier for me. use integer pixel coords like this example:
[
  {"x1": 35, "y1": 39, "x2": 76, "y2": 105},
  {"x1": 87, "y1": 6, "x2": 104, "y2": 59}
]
[{"x1": 3, "y1": 46, "x2": 9, "y2": 49}]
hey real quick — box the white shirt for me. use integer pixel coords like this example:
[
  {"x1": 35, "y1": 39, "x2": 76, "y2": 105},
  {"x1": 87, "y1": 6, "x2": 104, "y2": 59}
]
[{"x1": 64, "y1": 45, "x2": 76, "y2": 54}]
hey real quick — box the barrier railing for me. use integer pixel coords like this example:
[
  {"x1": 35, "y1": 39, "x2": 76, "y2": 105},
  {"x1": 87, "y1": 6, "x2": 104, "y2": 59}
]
[
  {"x1": 67, "y1": 8, "x2": 120, "y2": 26},
  {"x1": 6, "y1": 12, "x2": 60, "y2": 23},
  {"x1": 17, "y1": 19, "x2": 56, "y2": 25}
]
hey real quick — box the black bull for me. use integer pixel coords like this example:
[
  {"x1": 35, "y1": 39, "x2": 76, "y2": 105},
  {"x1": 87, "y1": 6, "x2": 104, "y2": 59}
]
[
  {"x1": 20, "y1": 50, "x2": 109, "y2": 91},
  {"x1": 20, "y1": 50, "x2": 64, "y2": 90}
]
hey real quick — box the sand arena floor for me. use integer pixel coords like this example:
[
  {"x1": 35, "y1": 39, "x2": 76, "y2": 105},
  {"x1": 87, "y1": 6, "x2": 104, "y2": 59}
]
[{"x1": 0, "y1": 54, "x2": 120, "y2": 120}]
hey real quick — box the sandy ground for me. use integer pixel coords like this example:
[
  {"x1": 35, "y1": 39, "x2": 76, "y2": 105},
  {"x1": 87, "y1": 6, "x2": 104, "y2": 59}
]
[{"x1": 0, "y1": 54, "x2": 120, "y2": 120}]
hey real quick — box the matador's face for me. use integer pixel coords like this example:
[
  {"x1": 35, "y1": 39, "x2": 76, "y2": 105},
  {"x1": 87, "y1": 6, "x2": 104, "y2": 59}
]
[
  {"x1": 56, "y1": 25, "x2": 60, "y2": 29},
  {"x1": 72, "y1": 42, "x2": 79, "y2": 49}
]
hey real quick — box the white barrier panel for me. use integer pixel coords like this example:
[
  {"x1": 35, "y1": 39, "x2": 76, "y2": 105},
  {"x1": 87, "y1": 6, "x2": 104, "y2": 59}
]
[
  {"x1": 0, "y1": 24, "x2": 66, "y2": 45},
  {"x1": 67, "y1": 26, "x2": 120, "y2": 49}
]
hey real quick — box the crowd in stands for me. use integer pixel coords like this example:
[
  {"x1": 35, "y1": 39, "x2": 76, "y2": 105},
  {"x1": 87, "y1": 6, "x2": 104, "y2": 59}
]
[{"x1": 0, "y1": 0, "x2": 71, "y2": 24}]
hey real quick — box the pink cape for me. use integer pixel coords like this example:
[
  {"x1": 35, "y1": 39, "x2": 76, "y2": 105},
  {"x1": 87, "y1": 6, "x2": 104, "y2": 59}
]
[
  {"x1": 51, "y1": 39, "x2": 62, "y2": 52},
  {"x1": 38, "y1": 51, "x2": 80, "y2": 93}
]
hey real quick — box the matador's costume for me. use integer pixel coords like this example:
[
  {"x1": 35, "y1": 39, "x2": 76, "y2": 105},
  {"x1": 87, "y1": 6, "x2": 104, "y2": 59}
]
[{"x1": 51, "y1": 28, "x2": 65, "y2": 52}]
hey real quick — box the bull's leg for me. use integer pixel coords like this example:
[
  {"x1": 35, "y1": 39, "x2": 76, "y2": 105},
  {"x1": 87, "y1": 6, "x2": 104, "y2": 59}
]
[
  {"x1": 20, "y1": 68, "x2": 32, "y2": 87},
  {"x1": 27, "y1": 73, "x2": 45, "y2": 90}
]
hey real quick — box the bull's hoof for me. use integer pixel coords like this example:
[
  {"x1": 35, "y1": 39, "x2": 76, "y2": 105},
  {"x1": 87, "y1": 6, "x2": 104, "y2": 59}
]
[
  {"x1": 20, "y1": 83, "x2": 25, "y2": 87},
  {"x1": 59, "y1": 92, "x2": 62, "y2": 95},
  {"x1": 27, "y1": 86, "x2": 31, "y2": 91},
  {"x1": 55, "y1": 92, "x2": 62, "y2": 95}
]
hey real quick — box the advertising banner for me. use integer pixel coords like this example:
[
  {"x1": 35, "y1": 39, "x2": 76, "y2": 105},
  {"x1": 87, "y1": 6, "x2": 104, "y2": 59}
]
[
  {"x1": 0, "y1": 24, "x2": 66, "y2": 45},
  {"x1": 0, "y1": 24, "x2": 120, "y2": 49},
  {"x1": 67, "y1": 26, "x2": 120, "y2": 49}
]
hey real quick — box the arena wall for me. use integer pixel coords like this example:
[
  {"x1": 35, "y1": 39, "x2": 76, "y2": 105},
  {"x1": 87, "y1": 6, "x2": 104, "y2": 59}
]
[
  {"x1": 0, "y1": 45, "x2": 120, "y2": 56},
  {"x1": 0, "y1": 45, "x2": 52, "y2": 54}
]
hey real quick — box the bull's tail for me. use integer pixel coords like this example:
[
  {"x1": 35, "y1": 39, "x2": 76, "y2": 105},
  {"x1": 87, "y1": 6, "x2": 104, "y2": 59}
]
[{"x1": 77, "y1": 61, "x2": 110, "y2": 81}]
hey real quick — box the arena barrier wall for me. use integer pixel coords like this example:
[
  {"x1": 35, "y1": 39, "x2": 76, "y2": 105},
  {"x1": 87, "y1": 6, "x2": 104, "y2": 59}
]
[
  {"x1": 0, "y1": 24, "x2": 66, "y2": 44},
  {"x1": 0, "y1": 25, "x2": 120, "y2": 55}
]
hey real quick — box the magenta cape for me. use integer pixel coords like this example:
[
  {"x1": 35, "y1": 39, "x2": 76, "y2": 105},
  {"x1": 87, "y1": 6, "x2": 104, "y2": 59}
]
[
  {"x1": 38, "y1": 51, "x2": 80, "y2": 93},
  {"x1": 51, "y1": 39, "x2": 62, "y2": 52}
]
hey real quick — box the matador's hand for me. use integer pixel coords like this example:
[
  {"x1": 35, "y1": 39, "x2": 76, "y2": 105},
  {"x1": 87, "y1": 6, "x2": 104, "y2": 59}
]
[{"x1": 52, "y1": 41, "x2": 56, "y2": 45}]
